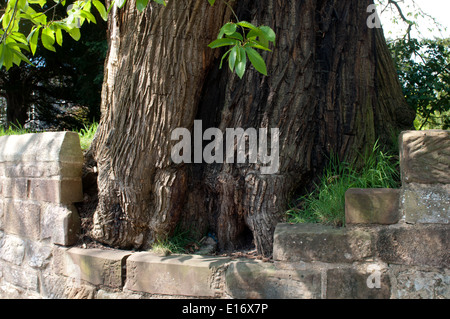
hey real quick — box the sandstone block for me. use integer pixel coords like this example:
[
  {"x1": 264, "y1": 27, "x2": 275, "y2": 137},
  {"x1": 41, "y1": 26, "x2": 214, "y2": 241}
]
[
  {"x1": 225, "y1": 260, "x2": 321, "y2": 299},
  {"x1": 326, "y1": 266, "x2": 391, "y2": 299},
  {"x1": 0, "y1": 263, "x2": 39, "y2": 291},
  {"x1": 399, "y1": 130, "x2": 450, "y2": 184},
  {"x1": 41, "y1": 204, "x2": 80, "y2": 246},
  {"x1": 0, "y1": 234, "x2": 25, "y2": 265},
  {"x1": 376, "y1": 224, "x2": 449, "y2": 267},
  {"x1": 345, "y1": 188, "x2": 401, "y2": 225},
  {"x1": 28, "y1": 178, "x2": 83, "y2": 204},
  {"x1": 390, "y1": 266, "x2": 450, "y2": 299},
  {"x1": 3, "y1": 199, "x2": 41, "y2": 240},
  {"x1": 0, "y1": 132, "x2": 83, "y2": 164},
  {"x1": 0, "y1": 199, "x2": 3, "y2": 230},
  {"x1": 64, "y1": 248, "x2": 131, "y2": 288},
  {"x1": 273, "y1": 223, "x2": 373, "y2": 263},
  {"x1": 402, "y1": 183, "x2": 449, "y2": 224},
  {"x1": 124, "y1": 253, "x2": 230, "y2": 297},
  {"x1": 2, "y1": 178, "x2": 27, "y2": 199},
  {"x1": 25, "y1": 240, "x2": 53, "y2": 269},
  {"x1": 3, "y1": 162, "x2": 83, "y2": 179}
]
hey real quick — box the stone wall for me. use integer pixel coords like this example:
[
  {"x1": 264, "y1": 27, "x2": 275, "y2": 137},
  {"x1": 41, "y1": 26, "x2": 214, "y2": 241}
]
[{"x1": 0, "y1": 130, "x2": 448, "y2": 299}]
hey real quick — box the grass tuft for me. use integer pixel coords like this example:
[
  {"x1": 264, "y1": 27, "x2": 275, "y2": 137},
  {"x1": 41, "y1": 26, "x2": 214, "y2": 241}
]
[
  {"x1": 286, "y1": 141, "x2": 400, "y2": 227},
  {"x1": 0, "y1": 124, "x2": 33, "y2": 136},
  {"x1": 151, "y1": 226, "x2": 201, "y2": 255},
  {"x1": 77, "y1": 122, "x2": 98, "y2": 151}
]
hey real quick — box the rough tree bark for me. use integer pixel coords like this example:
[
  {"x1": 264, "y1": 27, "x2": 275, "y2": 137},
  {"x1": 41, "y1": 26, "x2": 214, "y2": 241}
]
[{"x1": 91, "y1": 0, "x2": 414, "y2": 256}]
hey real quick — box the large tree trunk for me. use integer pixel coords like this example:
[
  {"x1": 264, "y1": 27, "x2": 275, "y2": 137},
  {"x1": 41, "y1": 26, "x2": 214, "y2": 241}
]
[{"x1": 92, "y1": 0, "x2": 414, "y2": 256}]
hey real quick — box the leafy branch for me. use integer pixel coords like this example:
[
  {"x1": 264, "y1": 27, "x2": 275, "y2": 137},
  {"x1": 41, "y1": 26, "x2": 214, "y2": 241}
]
[
  {"x1": 207, "y1": 0, "x2": 275, "y2": 78},
  {"x1": 0, "y1": 0, "x2": 276, "y2": 79}
]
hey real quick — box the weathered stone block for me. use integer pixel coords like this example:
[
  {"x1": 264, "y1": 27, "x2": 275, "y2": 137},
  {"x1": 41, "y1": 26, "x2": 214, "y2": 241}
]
[
  {"x1": 345, "y1": 188, "x2": 401, "y2": 225},
  {"x1": 226, "y1": 260, "x2": 321, "y2": 299},
  {"x1": 124, "y1": 253, "x2": 230, "y2": 297},
  {"x1": 0, "y1": 199, "x2": 3, "y2": 230},
  {"x1": 3, "y1": 199, "x2": 41, "y2": 240},
  {"x1": 0, "y1": 234, "x2": 25, "y2": 265},
  {"x1": 390, "y1": 266, "x2": 450, "y2": 299},
  {"x1": 376, "y1": 224, "x2": 449, "y2": 267},
  {"x1": 2, "y1": 178, "x2": 27, "y2": 199},
  {"x1": 63, "y1": 248, "x2": 131, "y2": 288},
  {"x1": 28, "y1": 178, "x2": 83, "y2": 204},
  {"x1": 41, "y1": 204, "x2": 80, "y2": 246},
  {"x1": 326, "y1": 266, "x2": 391, "y2": 299},
  {"x1": 273, "y1": 223, "x2": 373, "y2": 263},
  {"x1": 0, "y1": 132, "x2": 83, "y2": 164},
  {"x1": 40, "y1": 272, "x2": 70, "y2": 299},
  {"x1": 0, "y1": 263, "x2": 39, "y2": 291},
  {"x1": 402, "y1": 183, "x2": 449, "y2": 224},
  {"x1": 399, "y1": 130, "x2": 450, "y2": 184},
  {"x1": 25, "y1": 240, "x2": 53, "y2": 269}
]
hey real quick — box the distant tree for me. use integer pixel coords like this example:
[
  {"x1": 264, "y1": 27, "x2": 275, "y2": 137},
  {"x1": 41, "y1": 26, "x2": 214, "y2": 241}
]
[
  {"x1": 388, "y1": 38, "x2": 450, "y2": 130},
  {"x1": 0, "y1": 1, "x2": 106, "y2": 129}
]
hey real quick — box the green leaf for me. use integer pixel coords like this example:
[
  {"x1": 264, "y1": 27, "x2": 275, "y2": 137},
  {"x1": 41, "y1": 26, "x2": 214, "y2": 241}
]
[
  {"x1": 2, "y1": 11, "x2": 10, "y2": 30},
  {"x1": 10, "y1": 32, "x2": 28, "y2": 45},
  {"x1": 236, "y1": 21, "x2": 258, "y2": 31},
  {"x1": 208, "y1": 0, "x2": 216, "y2": 6},
  {"x1": 245, "y1": 46, "x2": 267, "y2": 76},
  {"x1": 41, "y1": 28, "x2": 56, "y2": 52},
  {"x1": 226, "y1": 32, "x2": 244, "y2": 42},
  {"x1": 247, "y1": 41, "x2": 272, "y2": 52},
  {"x1": 223, "y1": 23, "x2": 237, "y2": 36},
  {"x1": 116, "y1": 0, "x2": 127, "y2": 8},
  {"x1": 235, "y1": 46, "x2": 246, "y2": 79},
  {"x1": 219, "y1": 48, "x2": 232, "y2": 69},
  {"x1": 93, "y1": 0, "x2": 108, "y2": 21},
  {"x1": 153, "y1": 0, "x2": 166, "y2": 5},
  {"x1": 208, "y1": 38, "x2": 239, "y2": 49},
  {"x1": 55, "y1": 28, "x2": 63, "y2": 46},
  {"x1": 136, "y1": 0, "x2": 150, "y2": 12},
  {"x1": 228, "y1": 45, "x2": 237, "y2": 72},
  {"x1": 28, "y1": 0, "x2": 47, "y2": 8},
  {"x1": 68, "y1": 27, "x2": 81, "y2": 41},
  {"x1": 28, "y1": 26, "x2": 41, "y2": 55},
  {"x1": 259, "y1": 26, "x2": 276, "y2": 43},
  {"x1": 1, "y1": 44, "x2": 13, "y2": 70},
  {"x1": 10, "y1": 45, "x2": 33, "y2": 66},
  {"x1": 79, "y1": 10, "x2": 97, "y2": 23}
]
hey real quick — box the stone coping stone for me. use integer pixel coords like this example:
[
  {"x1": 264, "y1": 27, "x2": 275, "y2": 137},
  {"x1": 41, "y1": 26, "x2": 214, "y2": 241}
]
[
  {"x1": 376, "y1": 224, "x2": 449, "y2": 268},
  {"x1": 345, "y1": 188, "x2": 401, "y2": 225},
  {"x1": 273, "y1": 223, "x2": 373, "y2": 263},
  {"x1": 399, "y1": 130, "x2": 450, "y2": 184},
  {"x1": 0, "y1": 132, "x2": 83, "y2": 164},
  {"x1": 62, "y1": 247, "x2": 132, "y2": 287},
  {"x1": 124, "y1": 252, "x2": 230, "y2": 297},
  {"x1": 225, "y1": 259, "x2": 322, "y2": 299}
]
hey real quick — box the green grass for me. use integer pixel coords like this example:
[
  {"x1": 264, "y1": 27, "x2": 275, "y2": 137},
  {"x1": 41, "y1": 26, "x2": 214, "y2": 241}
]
[
  {"x1": 151, "y1": 226, "x2": 201, "y2": 255},
  {"x1": 286, "y1": 141, "x2": 400, "y2": 227},
  {"x1": 0, "y1": 122, "x2": 98, "y2": 151},
  {"x1": 77, "y1": 122, "x2": 98, "y2": 151},
  {"x1": 0, "y1": 124, "x2": 33, "y2": 136}
]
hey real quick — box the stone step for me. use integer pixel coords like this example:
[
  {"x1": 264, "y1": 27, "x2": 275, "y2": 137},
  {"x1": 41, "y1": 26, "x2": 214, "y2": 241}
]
[{"x1": 345, "y1": 188, "x2": 401, "y2": 225}]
